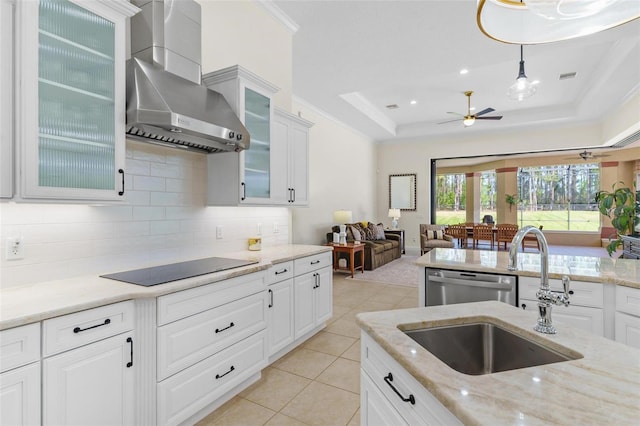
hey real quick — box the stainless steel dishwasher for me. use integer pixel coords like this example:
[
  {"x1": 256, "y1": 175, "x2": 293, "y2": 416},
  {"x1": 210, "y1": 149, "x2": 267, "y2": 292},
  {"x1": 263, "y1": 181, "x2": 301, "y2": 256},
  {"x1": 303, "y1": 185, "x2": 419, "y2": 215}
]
[{"x1": 425, "y1": 268, "x2": 518, "y2": 307}]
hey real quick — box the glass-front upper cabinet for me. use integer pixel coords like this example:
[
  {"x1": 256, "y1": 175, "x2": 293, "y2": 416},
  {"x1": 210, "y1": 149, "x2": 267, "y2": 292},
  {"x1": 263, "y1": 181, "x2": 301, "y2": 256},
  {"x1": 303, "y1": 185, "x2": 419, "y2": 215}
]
[
  {"x1": 203, "y1": 65, "x2": 280, "y2": 205},
  {"x1": 18, "y1": 0, "x2": 138, "y2": 200}
]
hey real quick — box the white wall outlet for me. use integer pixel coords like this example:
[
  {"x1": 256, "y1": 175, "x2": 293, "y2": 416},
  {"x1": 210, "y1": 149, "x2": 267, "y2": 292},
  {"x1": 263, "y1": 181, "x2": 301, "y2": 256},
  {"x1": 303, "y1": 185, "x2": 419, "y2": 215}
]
[
  {"x1": 257, "y1": 223, "x2": 262, "y2": 236},
  {"x1": 216, "y1": 225, "x2": 223, "y2": 239},
  {"x1": 6, "y1": 236, "x2": 24, "y2": 260},
  {"x1": 273, "y1": 222, "x2": 279, "y2": 234}
]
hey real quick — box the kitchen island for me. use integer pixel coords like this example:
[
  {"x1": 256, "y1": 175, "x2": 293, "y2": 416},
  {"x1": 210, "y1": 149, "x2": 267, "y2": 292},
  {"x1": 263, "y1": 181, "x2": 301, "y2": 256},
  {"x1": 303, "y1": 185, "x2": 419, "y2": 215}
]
[{"x1": 357, "y1": 300, "x2": 640, "y2": 425}]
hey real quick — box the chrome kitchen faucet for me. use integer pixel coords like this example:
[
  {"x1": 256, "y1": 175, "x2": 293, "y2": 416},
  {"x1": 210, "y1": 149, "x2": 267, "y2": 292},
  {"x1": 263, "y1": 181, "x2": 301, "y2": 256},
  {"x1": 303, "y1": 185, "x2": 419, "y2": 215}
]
[{"x1": 508, "y1": 225, "x2": 571, "y2": 334}]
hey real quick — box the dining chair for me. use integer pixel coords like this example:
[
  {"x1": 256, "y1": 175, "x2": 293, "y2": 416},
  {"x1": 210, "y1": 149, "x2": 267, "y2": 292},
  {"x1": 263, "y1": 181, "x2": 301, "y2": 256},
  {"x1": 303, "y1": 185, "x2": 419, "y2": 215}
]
[
  {"x1": 496, "y1": 224, "x2": 519, "y2": 250},
  {"x1": 447, "y1": 224, "x2": 469, "y2": 248},
  {"x1": 473, "y1": 224, "x2": 494, "y2": 250}
]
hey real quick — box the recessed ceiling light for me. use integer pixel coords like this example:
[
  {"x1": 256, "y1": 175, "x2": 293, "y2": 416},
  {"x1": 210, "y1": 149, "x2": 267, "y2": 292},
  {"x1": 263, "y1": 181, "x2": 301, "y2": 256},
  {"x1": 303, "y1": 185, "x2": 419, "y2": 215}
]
[
  {"x1": 459, "y1": 69, "x2": 469, "y2": 75},
  {"x1": 410, "y1": 100, "x2": 417, "y2": 105}
]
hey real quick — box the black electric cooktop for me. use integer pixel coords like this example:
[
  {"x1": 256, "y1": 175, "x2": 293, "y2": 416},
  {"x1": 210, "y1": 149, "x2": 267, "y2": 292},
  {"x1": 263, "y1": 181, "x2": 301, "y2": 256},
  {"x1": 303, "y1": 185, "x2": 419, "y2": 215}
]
[{"x1": 100, "y1": 257, "x2": 259, "y2": 286}]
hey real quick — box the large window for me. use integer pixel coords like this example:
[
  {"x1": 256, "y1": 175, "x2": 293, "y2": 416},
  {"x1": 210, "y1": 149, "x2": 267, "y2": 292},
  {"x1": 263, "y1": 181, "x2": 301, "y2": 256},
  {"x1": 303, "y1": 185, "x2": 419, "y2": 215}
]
[
  {"x1": 517, "y1": 163, "x2": 600, "y2": 231},
  {"x1": 435, "y1": 173, "x2": 466, "y2": 224}
]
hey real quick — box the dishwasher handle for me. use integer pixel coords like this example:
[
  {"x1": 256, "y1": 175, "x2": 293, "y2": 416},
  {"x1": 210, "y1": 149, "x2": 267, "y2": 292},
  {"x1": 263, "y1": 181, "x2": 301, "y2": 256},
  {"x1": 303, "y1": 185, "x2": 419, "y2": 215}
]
[{"x1": 428, "y1": 275, "x2": 514, "y2": 291}]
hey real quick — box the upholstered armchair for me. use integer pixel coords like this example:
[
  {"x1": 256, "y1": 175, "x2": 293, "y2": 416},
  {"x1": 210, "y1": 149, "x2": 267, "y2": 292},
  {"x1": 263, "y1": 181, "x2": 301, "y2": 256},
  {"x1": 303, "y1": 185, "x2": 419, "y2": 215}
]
[{"x1": 419, "y1": 224, "x2": 454, "y2": 255}]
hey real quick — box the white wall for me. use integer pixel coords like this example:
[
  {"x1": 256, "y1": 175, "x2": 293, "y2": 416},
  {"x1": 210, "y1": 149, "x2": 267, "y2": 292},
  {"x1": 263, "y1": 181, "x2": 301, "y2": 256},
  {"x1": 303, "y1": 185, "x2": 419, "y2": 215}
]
[
  {"x1": 291, "y1": 98, "x2": 377, "y2": 245},
  {"x1": 0, "y1": 141, "x2": 289, "y2": 288}
]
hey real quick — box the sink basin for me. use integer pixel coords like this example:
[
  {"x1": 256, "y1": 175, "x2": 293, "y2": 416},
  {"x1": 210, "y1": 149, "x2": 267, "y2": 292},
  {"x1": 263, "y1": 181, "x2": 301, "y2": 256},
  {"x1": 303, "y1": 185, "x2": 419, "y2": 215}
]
[{"x1": 403, "y1": 322, "x2": 581, "y2": 375}]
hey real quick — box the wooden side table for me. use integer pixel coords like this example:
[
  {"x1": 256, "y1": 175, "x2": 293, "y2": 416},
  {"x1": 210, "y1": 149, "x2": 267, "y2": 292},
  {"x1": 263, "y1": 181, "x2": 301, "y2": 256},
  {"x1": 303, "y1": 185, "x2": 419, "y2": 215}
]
[
  {"x1": 327, "y1": 243, "x2": 365, "y2": 278},
  {"x1": 385, "y1": 229, "x2": 405, "y2": 254}
]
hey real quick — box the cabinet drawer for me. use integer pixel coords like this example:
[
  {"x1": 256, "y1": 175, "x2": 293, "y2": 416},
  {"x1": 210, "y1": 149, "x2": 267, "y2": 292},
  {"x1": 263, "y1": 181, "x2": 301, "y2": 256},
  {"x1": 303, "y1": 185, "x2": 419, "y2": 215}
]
[
  {"x1": 157, "y1": 272, "x2": 265, "y2": 326},
  {"x1": 265, "y1": 261, "x2": 294, "y2": 285},
  {"x1": 0, "y1": 323, "x2": 40, "y2": 373},
  {"x1": 157, "y1": 331, "x2": 267, "y2": 426},
  {"x1": 43, "y1": 301, "x2": 134, "y2": 357},
  {"x1": 519, "y1": 278, "x2": 603, "y2": 308},
  {"x1": 157, "y1": 291, "x2": 267, "y2": 380},
  {"x1": 294, "y1": 252, "x2": 331, "y2": 276},
  {"x1": 616, "y1": 285, "x2": 640, "y2": 317},
  {"x1": 361, "y1": 332, "x2": 462, "y2": 426}
]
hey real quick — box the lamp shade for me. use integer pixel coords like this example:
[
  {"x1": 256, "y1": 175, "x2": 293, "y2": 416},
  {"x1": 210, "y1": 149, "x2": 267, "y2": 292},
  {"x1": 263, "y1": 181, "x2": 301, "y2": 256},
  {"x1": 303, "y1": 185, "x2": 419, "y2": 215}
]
[
  {"x1": 477, "y1": 0, "x2": 640, "y2": 44},
  {"x1": 333, "y1": 210, "x2": 353, "y2": 224},
  {"x1": 388, "y1": 208, "x2": 401, "y2": 218}
]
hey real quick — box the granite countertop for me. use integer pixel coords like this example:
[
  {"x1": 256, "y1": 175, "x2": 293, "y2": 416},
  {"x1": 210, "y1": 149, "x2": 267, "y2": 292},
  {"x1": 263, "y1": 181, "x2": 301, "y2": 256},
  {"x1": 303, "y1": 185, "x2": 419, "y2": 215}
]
[
  {"x1": 0, "y1": 244, "x2": 332, "y2": 330},
  {"x1": 357, "y1": 301, "x2": 640, "y2": 425},
  {"x1": 417, "y1": 248, "x2": 640, "y2": 289}
]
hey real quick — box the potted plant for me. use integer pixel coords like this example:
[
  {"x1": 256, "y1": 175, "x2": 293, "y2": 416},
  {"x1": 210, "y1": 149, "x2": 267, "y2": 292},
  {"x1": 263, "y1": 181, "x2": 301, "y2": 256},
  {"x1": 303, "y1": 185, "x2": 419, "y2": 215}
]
[
  {"x1": 505, "y1": 194, "x2": 518, "y2": 212},
  {"x1": 595, "y1": 181, "x2": 640, "y2": 256}
]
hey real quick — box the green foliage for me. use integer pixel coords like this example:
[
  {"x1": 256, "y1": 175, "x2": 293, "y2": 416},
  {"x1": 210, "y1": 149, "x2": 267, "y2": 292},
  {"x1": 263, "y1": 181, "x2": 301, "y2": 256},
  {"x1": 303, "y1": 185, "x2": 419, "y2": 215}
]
[
  {"x1": 505, "y1": 194, "x2": 518, "y2": 205},
  {"x1": 594, "y1": 181, "x2": 640, "y2": 256}
]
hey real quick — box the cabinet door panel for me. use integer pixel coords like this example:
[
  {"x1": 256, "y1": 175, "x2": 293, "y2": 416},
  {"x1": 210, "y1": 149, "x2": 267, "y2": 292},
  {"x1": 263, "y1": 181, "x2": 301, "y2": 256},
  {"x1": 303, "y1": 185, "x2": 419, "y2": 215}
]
[
  {"x1": 289, "y1": 124, "x2": 309, "y2": 205},
  {"x1": 0, "y1": 362, "x2": 41, "y2": 426},
  {"x1": 294, "y1": 272, "x2": 315, "y2": 339},
  {"x1": 315, "y1": 267, "x2": 333, "y2": 325},
  {"x1": 267, "y1": 279, "x2": 294, "y2": 355},
  {"x1": 615, "y1": 311, "x2": 640, "y2": 349},
  {"x1": 361, "y1": 371, "x2": 407, "y2": 426},
  {"x1": 43, "y1": 333, "x2": 134, "y2": 426}
]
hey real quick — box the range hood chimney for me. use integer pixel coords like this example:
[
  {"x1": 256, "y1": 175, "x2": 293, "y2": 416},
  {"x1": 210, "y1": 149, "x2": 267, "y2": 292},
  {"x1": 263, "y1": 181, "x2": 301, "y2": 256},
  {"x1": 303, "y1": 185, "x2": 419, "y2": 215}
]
[{"x1": 126, "y1": 0, "x2": 249, "y2": 153}]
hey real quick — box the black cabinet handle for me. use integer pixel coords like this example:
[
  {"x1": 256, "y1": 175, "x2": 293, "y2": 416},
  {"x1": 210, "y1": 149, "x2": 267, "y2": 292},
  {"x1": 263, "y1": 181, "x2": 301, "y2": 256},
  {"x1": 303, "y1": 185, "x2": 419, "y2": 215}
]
[
  {"x1": 291, "y1": 188, "x2": 295, "y2": 203},
  {"x1": 569, "y1": 290, "x2": 574, "y2": 295},
  {"x1": 316, "y1": 273, "x2": 320, "y2": 289},
  {"x1": 73, "y1": 318, "x2": 111, "y2": 333},
  {"x1": 288, "y1": 188, "x2": 292, "y2": 203},
  {"x1": 521, "y1": 303, "x2": 527, "y2": 310},
  {"x1": 275, "y1": 269, "x2": 288, "y2": 275},
  {"x1": 126, "y1": 337, "x2": 133, "y2": 368},
  {"x1": 384, "y1": 373, "x2": 415, "y2": 405},
  {"x1": 310, "y1": 260, "x2": 320, "y2": 265},
  {"x1": 215, "y1": 365, "x2": 235, "y2": 379},
  {"x1": 215, "y1": 322, "x2": 235, "y2": 334},
  {"x1": 268, "y1": 289, "x2": 273, "y2": 308},
  {"x1": 241, "y1": 182, "x2": 246, "y2": 201},
  {"x1": 118, "y1": 169, "x2": 125, "y2": 196}
]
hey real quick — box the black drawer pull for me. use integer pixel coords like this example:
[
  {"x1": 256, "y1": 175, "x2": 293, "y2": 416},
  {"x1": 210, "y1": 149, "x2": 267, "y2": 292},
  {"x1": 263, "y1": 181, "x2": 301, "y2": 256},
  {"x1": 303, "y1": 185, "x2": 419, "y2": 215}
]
[
  {"x1": 268, "y1": 289, "x2": 274, "y2": 308},
  {"x1": 310, "y1": 260, "x2": 320, "y2": 265},
  {"x1": 73, "y1": 318, "x2": 111, "y2": 334},
  {"x1": 126, "y1": 337, "x2": 133, "y2": 368},
  {"x1": 384, "y1": 373, "x2": 415, "y2": 405},
  {"x1": 215, "y1": 365, "x2": 235, "y2": 379},
  {"x1": 215, "y1": 322, "x2": 235, "y2": 334},
  {"x1": 118, "y1": 169, "x2": 125, "y2": 196},
  {"x1": 275, "y1": 268, "x2": 288, "y2": 275}
]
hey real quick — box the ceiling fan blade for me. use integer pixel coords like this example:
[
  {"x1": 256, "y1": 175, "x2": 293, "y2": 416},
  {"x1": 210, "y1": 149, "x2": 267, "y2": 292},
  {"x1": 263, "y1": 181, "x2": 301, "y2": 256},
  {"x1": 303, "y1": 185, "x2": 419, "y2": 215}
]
[
  {"x1": 475, "y1": 107, "x2": 495, "y2": 117},
  {"x1": 475, "y1": 115, "x2": 503, "y2": 120},
  {"x1": 437, "y1": 118, "x2": 463, "y2": 125}
]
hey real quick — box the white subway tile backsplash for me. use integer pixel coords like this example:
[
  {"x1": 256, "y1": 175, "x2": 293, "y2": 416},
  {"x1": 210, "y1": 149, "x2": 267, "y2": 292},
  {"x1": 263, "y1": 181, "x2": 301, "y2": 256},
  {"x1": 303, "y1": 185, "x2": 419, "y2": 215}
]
[{"x1": 0, "y1": 142, "x2": 290, "y2": 288}]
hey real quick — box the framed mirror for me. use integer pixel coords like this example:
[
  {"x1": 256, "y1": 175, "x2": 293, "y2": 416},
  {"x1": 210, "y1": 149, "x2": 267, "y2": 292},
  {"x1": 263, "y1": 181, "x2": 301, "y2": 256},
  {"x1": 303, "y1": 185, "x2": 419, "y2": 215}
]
[{"x1": 389, "y1": 173, "x2": 416, "y2": 211}]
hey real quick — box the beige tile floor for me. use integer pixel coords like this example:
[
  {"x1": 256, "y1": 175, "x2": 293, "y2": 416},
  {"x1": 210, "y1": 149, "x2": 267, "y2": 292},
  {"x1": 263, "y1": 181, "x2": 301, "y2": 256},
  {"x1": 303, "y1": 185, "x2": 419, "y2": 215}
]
[{"x1": 196, "y1": 273, "x2": 419, "y2": 426}]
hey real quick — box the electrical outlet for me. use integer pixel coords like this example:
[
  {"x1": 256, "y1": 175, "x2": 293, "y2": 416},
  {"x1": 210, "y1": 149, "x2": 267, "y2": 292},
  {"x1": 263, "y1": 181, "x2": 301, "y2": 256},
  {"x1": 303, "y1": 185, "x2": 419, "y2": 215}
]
[
  {"x1": 257, "y1": 223, "x2": 262, "y2": 236},
  {"x1": 6, "y1": 236, "x2": 24, "y2": 260},
  {"x1": 216, "y1": 225, "x2": 223, "y2": 239},
  {"x1": 273, "y1": 222, "x2": 279, "y2": 234}
]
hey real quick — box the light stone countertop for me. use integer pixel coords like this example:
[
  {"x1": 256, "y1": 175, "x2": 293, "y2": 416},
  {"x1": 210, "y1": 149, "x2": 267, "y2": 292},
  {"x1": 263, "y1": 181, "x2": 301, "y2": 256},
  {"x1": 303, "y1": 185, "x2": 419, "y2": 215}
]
[
  {"x1": 0, "y1": 244, "x2": 332, "y2": 330},
  {"x1": 357, "y1": 301, "x2": 640, "y2": 426},
  {"x1": 417, "y1": 248, "x2": 640, "y2": 289}
]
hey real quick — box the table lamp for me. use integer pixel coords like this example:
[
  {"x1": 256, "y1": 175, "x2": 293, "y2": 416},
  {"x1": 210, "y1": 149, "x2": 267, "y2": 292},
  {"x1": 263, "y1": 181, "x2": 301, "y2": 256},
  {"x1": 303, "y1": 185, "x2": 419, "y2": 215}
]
[
  {"x1": 333, "y1": 210, "x2": 353, "y2": 245},
  {"x1": 388, "y1": 208, "x2": 401, "y2": 230}
]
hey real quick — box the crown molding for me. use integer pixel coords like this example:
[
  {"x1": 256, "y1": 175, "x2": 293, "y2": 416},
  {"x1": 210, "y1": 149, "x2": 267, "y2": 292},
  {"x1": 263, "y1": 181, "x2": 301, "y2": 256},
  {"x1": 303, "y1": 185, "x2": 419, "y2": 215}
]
[{"x1": 255, "y1": 0, "x2": 299, "y2": 34}]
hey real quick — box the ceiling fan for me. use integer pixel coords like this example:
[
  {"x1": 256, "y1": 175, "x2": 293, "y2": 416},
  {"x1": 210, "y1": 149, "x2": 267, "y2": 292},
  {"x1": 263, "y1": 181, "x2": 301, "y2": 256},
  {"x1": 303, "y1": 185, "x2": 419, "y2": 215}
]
[
  {"x1": 566, "y1": 150, "x2": 611, "y2": 161},
  {"x1": 438, "y1": 91, "x2": 503, "y2": 127}
]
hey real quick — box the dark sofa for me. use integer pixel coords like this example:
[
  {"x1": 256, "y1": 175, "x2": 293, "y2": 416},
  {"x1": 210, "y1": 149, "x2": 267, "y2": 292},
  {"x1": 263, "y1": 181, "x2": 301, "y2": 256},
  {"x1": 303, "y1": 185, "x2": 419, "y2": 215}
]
[{"x1": 327, "y1": 223, "x2": 401, "y2": 271}]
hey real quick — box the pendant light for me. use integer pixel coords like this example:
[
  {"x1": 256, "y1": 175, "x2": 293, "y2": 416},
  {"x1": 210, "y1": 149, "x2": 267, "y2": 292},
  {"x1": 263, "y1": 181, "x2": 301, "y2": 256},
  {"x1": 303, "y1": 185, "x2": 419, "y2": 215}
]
[
  {"x1": 507, "y1": 45, "x2": 537, "y2": 101},
  {"x1": 477, "y1": 0, "x2": 640, "y2": 44}
]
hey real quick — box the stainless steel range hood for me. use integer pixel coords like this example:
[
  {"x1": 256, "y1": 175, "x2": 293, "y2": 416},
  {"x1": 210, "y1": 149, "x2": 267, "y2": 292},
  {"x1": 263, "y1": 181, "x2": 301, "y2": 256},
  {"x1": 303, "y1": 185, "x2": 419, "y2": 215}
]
[{"x1": 126, "y1": 0, "x2": 248, "y2": 153}]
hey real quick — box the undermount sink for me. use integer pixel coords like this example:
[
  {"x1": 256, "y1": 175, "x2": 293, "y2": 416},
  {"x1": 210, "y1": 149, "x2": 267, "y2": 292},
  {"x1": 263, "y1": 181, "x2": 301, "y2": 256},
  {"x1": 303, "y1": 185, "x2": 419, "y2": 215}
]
[{"x1": 403, "y1": 322, "x2": 582, "y2": 375}]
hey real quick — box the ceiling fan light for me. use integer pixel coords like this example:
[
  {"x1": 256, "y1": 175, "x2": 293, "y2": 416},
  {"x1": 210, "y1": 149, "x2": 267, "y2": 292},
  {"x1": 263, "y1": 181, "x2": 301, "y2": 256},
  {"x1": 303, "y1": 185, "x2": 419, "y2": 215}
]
[
  {"x1": 477, "y1": 0, "x2": 640, "y2": 44},
  {"x1": 463, "y1": 117, "x2": 476, "y2": 126}
]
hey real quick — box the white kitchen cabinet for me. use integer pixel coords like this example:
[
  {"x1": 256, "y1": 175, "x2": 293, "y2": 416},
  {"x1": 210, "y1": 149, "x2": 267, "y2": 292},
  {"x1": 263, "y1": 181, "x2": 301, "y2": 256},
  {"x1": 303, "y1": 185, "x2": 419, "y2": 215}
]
[
  {"x1": 43, "y1": 332, "x2": 135, "y2": 425},
  {"x1": 203, "y1": 65, "x2": 279, "y2": 206},
  {"x1": 272, "y1": 108, "x2": 312, "y2": 206},
  {"x1": 519, "y1": 277, "x2": 605, "y2": 336},
  {"x1": 265, "y1": 260, "x2": 296, "y2": 357},
  {"x1": 0, "y1": 323, "x2": 41, "y2": 426},
  {"x1": 41, "y1": 301, "x2": 135, "y2": 425},
  {"x1": 360, "y1": 331, "x2": 462, "y2": 426},
  {"x1": 293, "y1": 253, "x2": 333, "y2": 339},
  {"x1": 0, "y1": 363, "x2": 41, "y2": 426},
  {"x1": 16, "y1": 0, "x2": 138, "y2": 200},
  {"x1": 0, "y1": 0, "x2": 14, "y2": 198},
  {"x1": 615, "y1": 285, "x2": 640, "y2": 348}
]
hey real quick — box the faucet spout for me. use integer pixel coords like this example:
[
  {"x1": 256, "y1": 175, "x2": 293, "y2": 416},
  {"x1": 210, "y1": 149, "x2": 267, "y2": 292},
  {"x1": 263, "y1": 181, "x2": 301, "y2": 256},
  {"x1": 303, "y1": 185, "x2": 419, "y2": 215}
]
[{"x1": 506, "y1": 225, "x2": 570, "y2": 334}]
